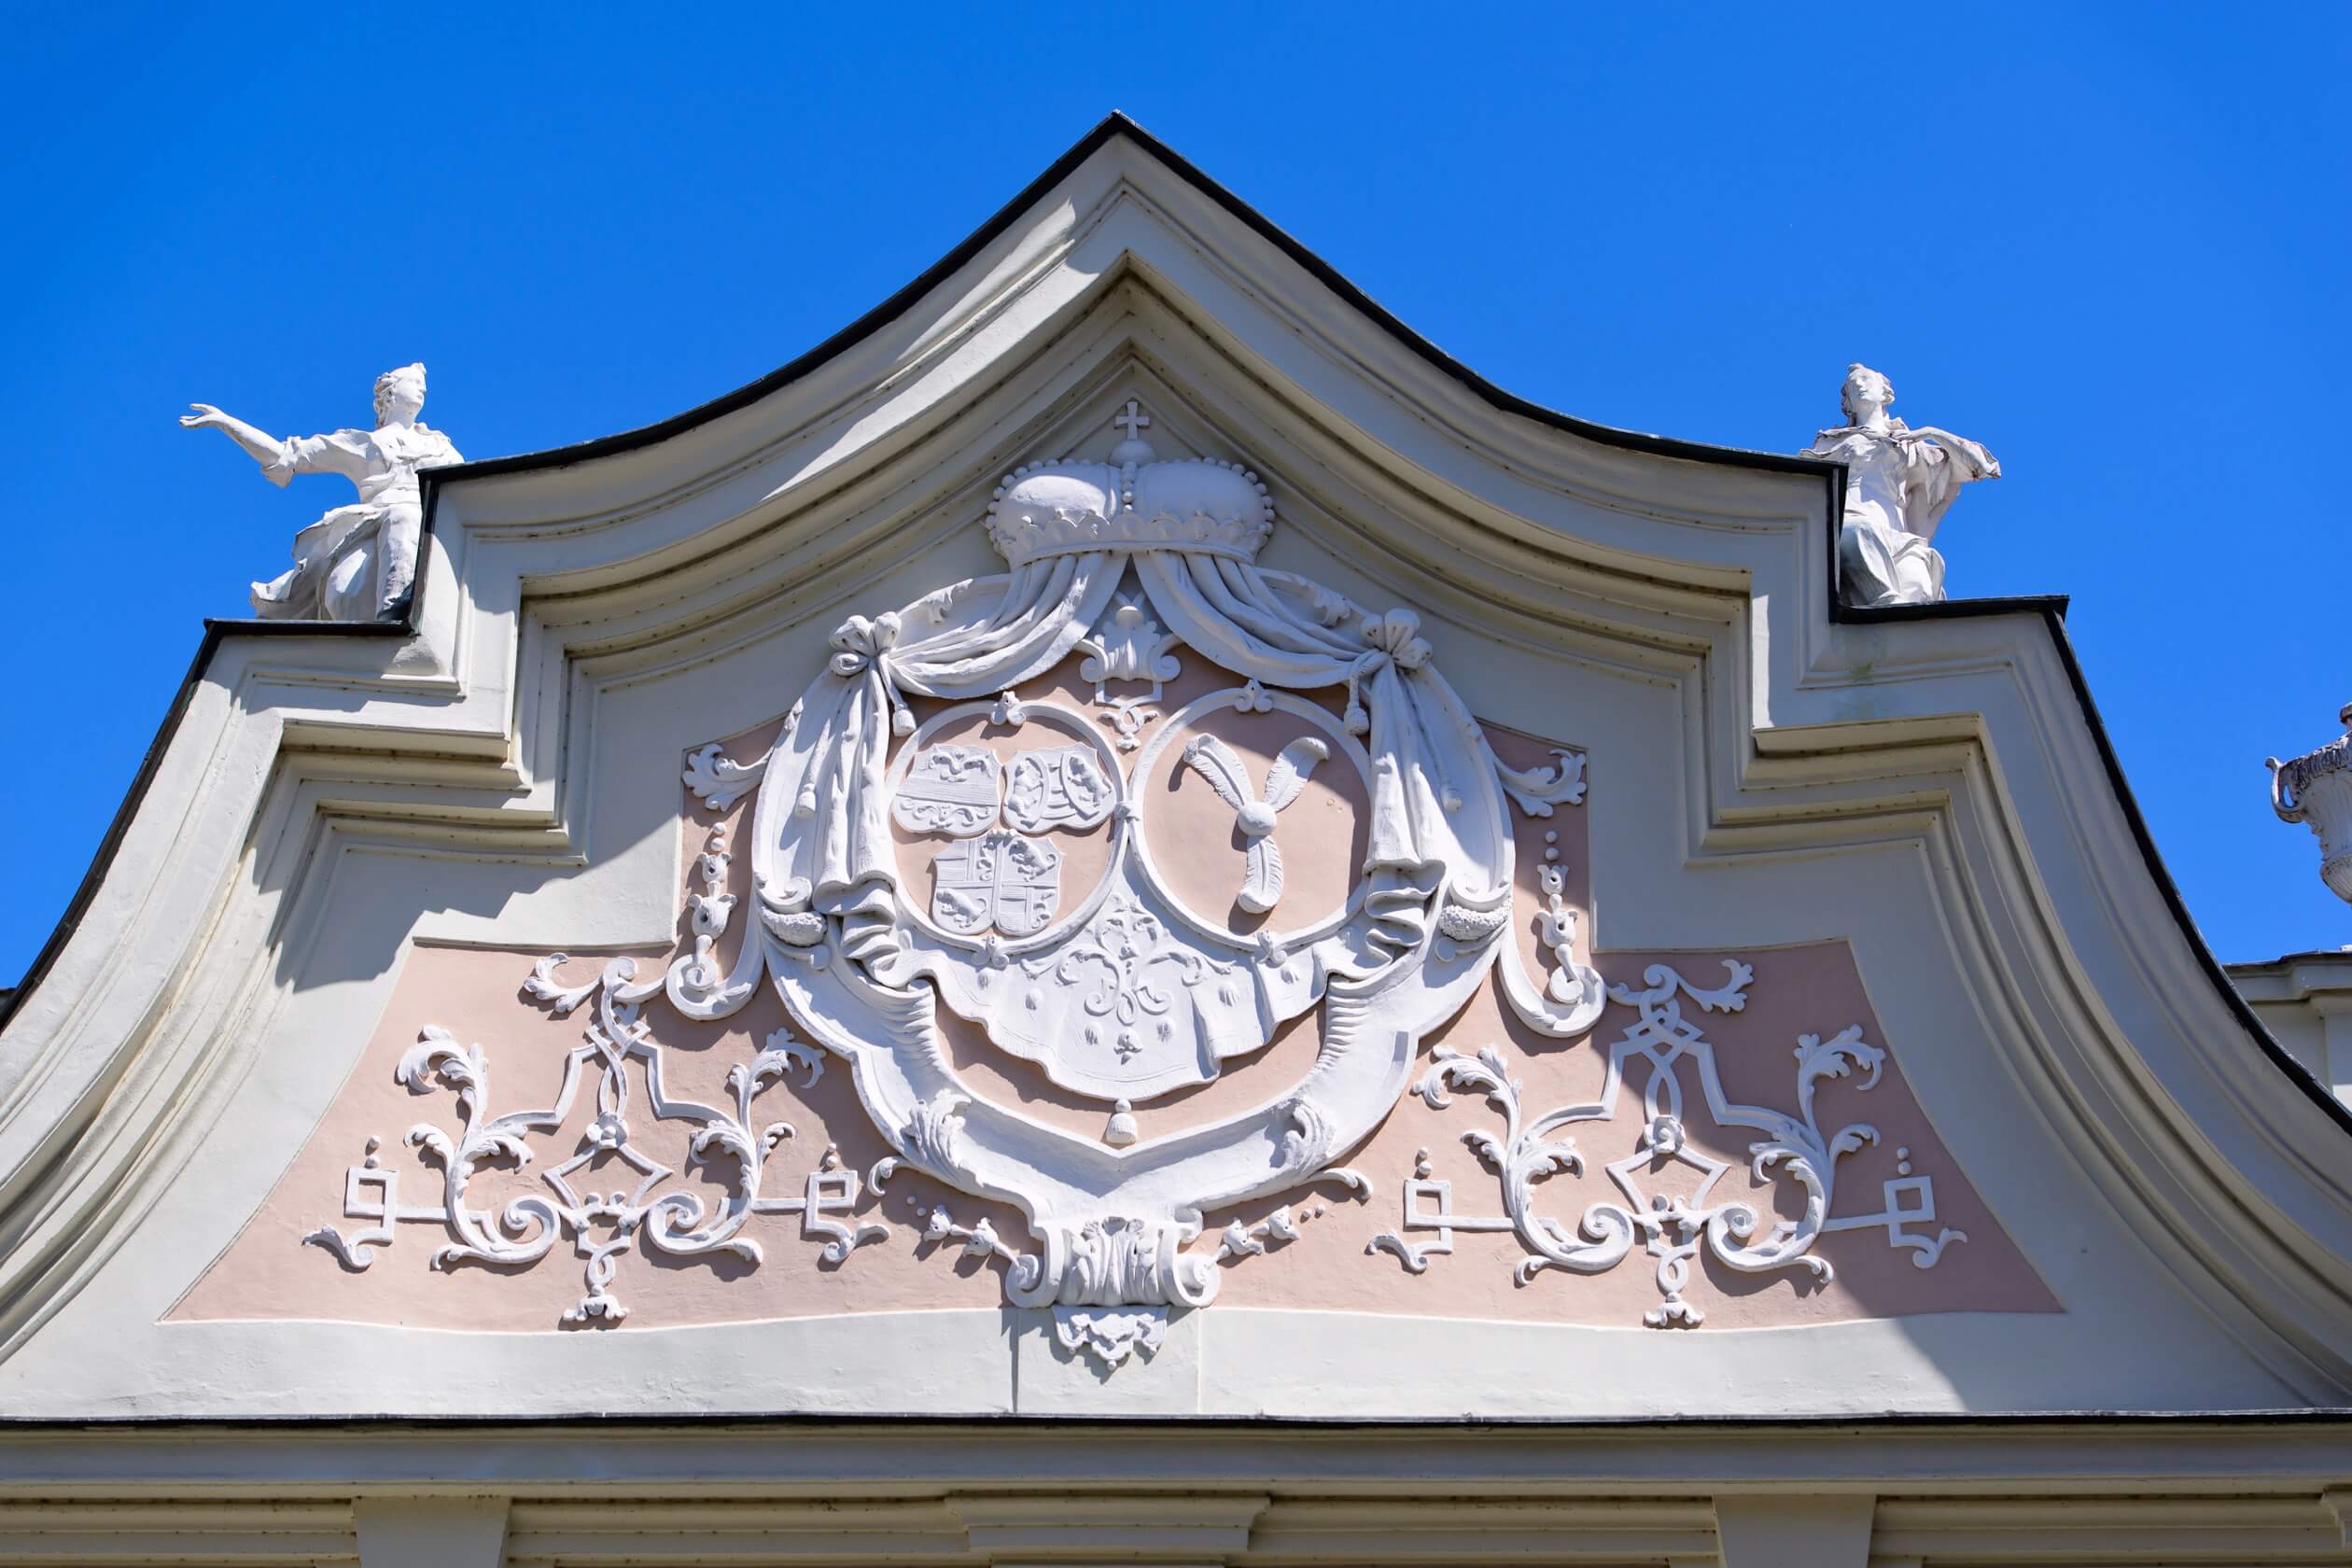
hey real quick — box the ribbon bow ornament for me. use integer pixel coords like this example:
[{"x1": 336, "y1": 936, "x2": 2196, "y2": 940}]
[
  {"x1": 828, "y1": 612, "x2": 916, "y2": 733},
  {"x1": 1179, "y1": 734, "x2": 1331, "y2": 914},
  {"x1": 1360, "y1": 608, "x2": 1432, "y2": 670},
  {"x1": 827, "y1": 611, "x2": 902, "y2": 676},
  {"x1": 1341, "y1": 609, "x2": 1432, "y2": 735}
]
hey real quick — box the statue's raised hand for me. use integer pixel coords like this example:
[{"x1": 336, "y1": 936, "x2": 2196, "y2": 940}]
[{"x1": 179, "y1": 404, "x2": 280, "y2": 467}]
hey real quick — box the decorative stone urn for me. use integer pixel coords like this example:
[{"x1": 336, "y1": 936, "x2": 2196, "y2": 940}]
[{"x1": 2270, "y1": 703, "x2": 2352, "y2": 903}]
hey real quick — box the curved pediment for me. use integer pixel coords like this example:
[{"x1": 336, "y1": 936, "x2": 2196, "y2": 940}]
[{"x1": 5, "y1": 118, "x2": 2351, "y2": 1423}]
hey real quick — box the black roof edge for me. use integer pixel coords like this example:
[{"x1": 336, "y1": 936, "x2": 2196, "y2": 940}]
[
  {"x1": 436, "y1": 111, "x2": 1842, "y2": 486},
  {"x1": 4, "y1": 1406, "x2": 2352, "y2": 1433},
  {"x1": 2230, "y1": 947, "x2": 2352, "y2": 972},
  {"x1": 197, "y1": 617, "x2": 413, "y2": 638},
  {"x1": 1841, "y1": 593, "x2": 2070, "y2": 624},
  {"x1": 7, "y1": 112, "x2": 2333, "y2": 1163}
]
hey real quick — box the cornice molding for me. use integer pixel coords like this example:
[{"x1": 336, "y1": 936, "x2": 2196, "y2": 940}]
[{"x1": 6, "y1": 1421, "x2": 2352, "y2": 1565}]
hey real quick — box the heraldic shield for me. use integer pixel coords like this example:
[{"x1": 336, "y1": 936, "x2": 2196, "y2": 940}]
[
  {"x1": 644, "y1": 408, "x2": 1606, "y2": 1344},
  {"x1": 931, "y1": 831, "x2": 1061, "y2": 937},
  {"x1": 1006, "y1": 745, "x2": 1115, "y2": 833}
]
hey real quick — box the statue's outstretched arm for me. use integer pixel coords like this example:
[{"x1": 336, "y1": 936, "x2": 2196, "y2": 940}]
[
  {"x1": 179, "y1": 403, "x2": 285, "y2": 469},
  {"x1": 1903, "y1": 424, "x2": 2001, "y2": 480}
]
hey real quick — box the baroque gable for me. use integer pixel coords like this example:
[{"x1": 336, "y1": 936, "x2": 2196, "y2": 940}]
[
  {"x1": 183, "y1": 548, "x2": 2049, "y2": 1353},
  {"x1": 5, "y1": 119, "x2": 2352, "y2": 1425}
]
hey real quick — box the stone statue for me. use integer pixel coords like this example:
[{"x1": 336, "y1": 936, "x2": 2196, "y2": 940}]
[
  {"x1": 181, "y1": 363, "x2": 461, "y2": 622},
  {"x1": 1803, "y1": 363, "x2": 2000, "y2": 608}
]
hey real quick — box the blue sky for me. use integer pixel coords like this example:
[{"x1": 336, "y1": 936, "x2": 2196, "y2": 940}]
[{"x1": 2, "y1": 6, "x2": 2347, "y2": 985}]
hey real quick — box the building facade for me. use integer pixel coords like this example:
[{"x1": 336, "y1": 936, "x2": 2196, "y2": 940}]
[{"x1": 6, "y1": 119, "x2": 2352, "y2": 1565}]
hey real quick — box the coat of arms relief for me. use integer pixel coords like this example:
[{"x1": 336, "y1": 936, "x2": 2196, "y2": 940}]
[{"x1": 301, "y1": 404, "x2": 1988, "y2": 1365}]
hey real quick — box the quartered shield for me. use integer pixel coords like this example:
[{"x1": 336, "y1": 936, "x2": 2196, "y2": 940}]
[{"x1": 930, "y1": 830, "x2": 1062, "y2": 936}]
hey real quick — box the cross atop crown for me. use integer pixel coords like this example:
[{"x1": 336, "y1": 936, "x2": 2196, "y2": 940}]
[{"x1": 1110, "y1": 399, "x2": 1156, "y2": 466}]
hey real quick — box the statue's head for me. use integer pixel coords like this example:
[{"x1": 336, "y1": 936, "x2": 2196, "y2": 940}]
[
  {"x1": 1839, "y1": 363, "x2": 1895, "y2": 424},
  {"x1": 373, "y1": 363, "x2": 427, "y2": 425}
]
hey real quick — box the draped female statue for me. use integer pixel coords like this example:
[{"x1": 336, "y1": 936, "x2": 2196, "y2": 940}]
[
  {"x1": 181, "y1": 363, "x2": 461, "y2": 622},
  {"x1": 1804, "y1": 363, "x2": 1999, "y2": 608}
]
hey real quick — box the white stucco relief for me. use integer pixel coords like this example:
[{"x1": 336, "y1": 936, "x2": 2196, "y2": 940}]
[
  {"x1": 1368, "y1": 959, "x2": 1967, "y2": 1328},
  {"x1": 275, "y1": 407, "x2": 2054, "y2": 1364},
  {"x1": 304, "y1": 932, "x2": 889, "y2": 1324},
  {"x1": 289, "y1": 408, "x2": 1618, "y2": 1361},
  {"x1": 1178, "y1": 727, "x2": 1332, "y2": 915}
]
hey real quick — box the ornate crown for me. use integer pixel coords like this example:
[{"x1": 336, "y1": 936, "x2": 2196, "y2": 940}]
[{"x1": 986, "y1": 401, "x2": 1273, "y2": 567}]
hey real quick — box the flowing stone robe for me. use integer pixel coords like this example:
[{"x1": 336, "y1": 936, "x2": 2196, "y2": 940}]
[
  {"x1": 1807, "y1": 420, "x2": 1997, "y2": 607},
  {"x1": 250, "y1": 421, "x2": 462, "y2": 621}
]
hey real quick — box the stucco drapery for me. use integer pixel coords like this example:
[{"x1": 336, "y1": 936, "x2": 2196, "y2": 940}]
[{"x1": 753, "y1": 544, "x2": 1499, "y2": 973}]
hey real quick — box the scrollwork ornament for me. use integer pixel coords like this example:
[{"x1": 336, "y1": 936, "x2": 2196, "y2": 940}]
[
  {"x1": 1370, "y1": 959, "x2": 1965, "y2": 1326},
  {"x1": 682, "y1": 740, "x2": 771, "y2": 813},
  {"x1": 305, "y1": 957, "x2": 886, "y2": 1325}
]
